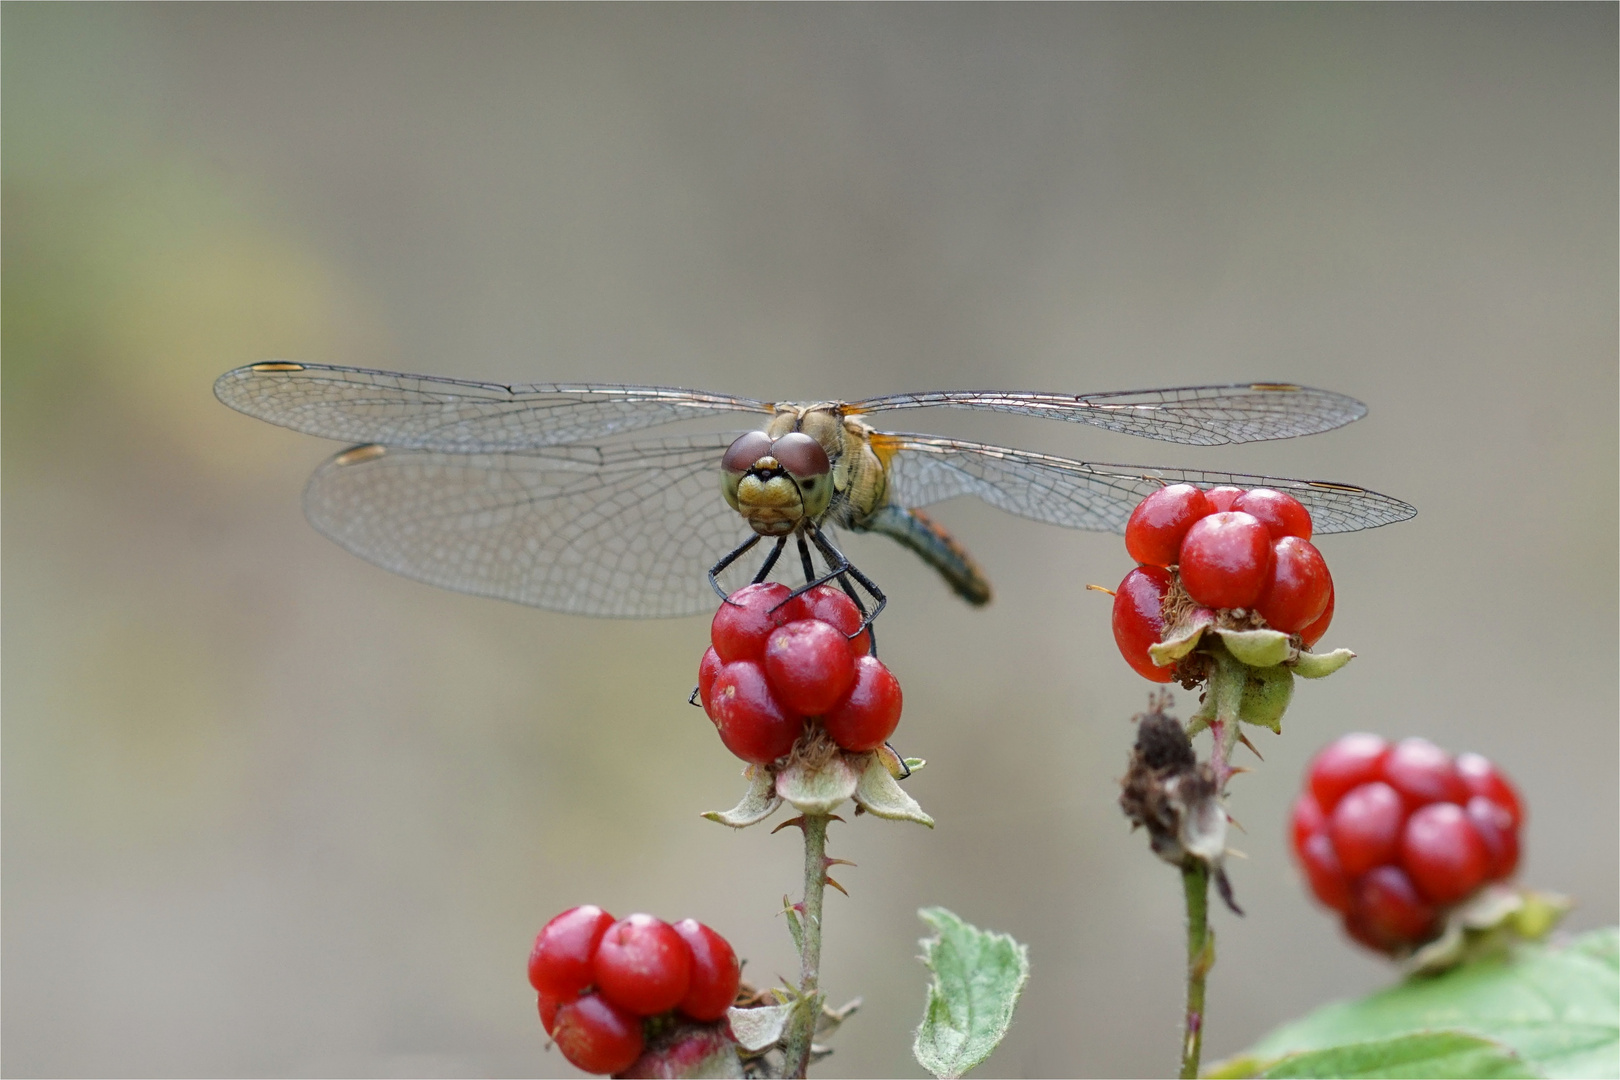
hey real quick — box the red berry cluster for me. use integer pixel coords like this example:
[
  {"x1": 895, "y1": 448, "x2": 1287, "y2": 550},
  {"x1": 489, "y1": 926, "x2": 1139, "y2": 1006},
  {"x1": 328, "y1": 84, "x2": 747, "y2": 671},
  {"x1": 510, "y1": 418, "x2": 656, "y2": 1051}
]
[
  {"x1": 698, "y1": 583, "x2": 903, "y2": 763},
  {"x1": 528, "y1": 906, "x2": 741, "y2": 1075},
  {"x1": 1290, "y1": 735, "x2": 1524, "y2": 955},
  {"x1": 1114, "y1": 485, "x2": 1336, "y2": 681}
]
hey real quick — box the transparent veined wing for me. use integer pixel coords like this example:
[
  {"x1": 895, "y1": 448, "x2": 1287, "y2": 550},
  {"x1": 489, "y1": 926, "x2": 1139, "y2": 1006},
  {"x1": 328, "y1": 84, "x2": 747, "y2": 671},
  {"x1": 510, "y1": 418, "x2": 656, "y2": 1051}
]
[
  {"x1": 850, "y1": 384, "x2": 1367, "y2": 446},
  {"x1": 301, "y1": 433, "x2": 770, "y2": 617},
  {"x1": 214, "y1": 363, "x2": 773, "y2": 452},
  {"x1": 878, "y1": 434, "x2": 1417, "y2": 535}
]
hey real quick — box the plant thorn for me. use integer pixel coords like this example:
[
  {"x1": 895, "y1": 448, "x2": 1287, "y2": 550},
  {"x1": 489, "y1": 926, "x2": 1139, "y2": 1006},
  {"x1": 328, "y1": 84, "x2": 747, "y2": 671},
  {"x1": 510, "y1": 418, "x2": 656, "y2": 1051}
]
[
  {"x1": 824, "y1": 876, "x2": 849, "y2": 896},
  {"x1": 1214, "y1": 867, "x2": 1244, "y2": 915}
]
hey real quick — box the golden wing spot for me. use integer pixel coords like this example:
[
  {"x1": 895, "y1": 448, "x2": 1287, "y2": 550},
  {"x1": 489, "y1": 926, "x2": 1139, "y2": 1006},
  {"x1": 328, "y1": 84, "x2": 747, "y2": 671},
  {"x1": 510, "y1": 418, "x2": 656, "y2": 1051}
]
[
  {"x1": 333, "y1": 444, "x2": 388, "y2": 467},
  {"x1": 1248, "y1": 383, "x2": 1303, "y2": 392},
  {"x1": 250, "y1": 362, "x2": 306, "y2": 372},
  {"x1": 1305, "y1": 480, "x2": 1368, "y2": 494}
]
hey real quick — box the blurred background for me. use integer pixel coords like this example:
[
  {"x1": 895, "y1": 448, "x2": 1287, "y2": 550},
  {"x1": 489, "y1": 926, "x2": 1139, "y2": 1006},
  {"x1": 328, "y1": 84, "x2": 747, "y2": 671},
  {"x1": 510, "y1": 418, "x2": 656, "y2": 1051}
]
[{"x1": 3, "y1": 5, "x2": 1615, "y2": 1077}]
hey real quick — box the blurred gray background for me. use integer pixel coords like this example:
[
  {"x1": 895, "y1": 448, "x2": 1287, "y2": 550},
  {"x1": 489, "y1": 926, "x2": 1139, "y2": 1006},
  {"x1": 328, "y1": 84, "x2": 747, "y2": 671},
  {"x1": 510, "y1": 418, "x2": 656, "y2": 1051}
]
[{"x1": 4, "y1": 5, "x2": 1615, "y2": 1077}]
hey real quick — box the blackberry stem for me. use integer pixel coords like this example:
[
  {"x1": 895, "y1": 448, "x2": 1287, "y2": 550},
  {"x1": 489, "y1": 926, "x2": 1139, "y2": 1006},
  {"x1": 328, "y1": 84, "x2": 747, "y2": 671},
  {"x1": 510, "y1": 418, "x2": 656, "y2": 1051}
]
[
  {"x1": 783, "y1": 812, "x2": 830, "y2": 1078},
  {"x1": 1206, "y1": 644, "x2": 1248, "y2": 789},
  {"x1": 1180, "y1": 859, "x2": 1213, "y2": 1079}
]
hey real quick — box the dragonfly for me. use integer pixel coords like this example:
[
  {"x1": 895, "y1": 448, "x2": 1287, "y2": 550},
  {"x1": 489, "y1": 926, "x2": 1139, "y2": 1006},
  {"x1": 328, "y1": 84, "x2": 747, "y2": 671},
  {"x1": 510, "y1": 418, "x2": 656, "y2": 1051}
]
[{"x1": 214, "y1": 362, "x2": 1415, "y2": 623}]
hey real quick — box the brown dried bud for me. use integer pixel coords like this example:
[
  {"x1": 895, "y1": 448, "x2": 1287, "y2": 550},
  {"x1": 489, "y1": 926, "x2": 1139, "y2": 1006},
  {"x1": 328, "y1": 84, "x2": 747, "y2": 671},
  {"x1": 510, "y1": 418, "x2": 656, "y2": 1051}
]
[{"x1": 1119, "y1": 694, "x2": 1242, "y2": 914}]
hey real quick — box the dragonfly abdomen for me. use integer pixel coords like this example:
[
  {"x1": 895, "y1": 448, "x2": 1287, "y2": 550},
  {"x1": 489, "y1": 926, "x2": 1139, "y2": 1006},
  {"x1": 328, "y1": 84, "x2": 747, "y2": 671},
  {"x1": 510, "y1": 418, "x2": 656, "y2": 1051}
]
[{"x1": 857, "y1": 504, "x2": 992, "y2": 606}]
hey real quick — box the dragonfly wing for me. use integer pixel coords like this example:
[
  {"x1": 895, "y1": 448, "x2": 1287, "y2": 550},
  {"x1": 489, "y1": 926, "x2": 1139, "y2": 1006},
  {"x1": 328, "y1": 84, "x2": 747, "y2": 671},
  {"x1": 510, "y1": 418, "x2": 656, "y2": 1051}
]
[
  {"x1": 215, "y1": 362, "x2": 772, "y2": 451},
  {"x1": 851, "y1": 384, "x2": 1367, "y2": 446},
  {"x1": 881, "y1": 435, "x2": 1416, "y2": 535},
  {"x1": 301, "y1": 433, "x2": 766, "y2": 617}
]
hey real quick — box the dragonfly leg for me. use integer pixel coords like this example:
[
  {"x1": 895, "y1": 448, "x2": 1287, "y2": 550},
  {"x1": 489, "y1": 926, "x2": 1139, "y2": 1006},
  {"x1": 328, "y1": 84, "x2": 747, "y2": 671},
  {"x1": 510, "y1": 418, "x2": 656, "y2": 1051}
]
[
  {"x1": 776, "y1": 531, "x2": 848, "y2": 601},
  {"x1": 766, "y1": 531, "x2": 829, "y2": 616},
  {"x1": 772, "y1": 531, "x2": 848, "y2": 611},
  {"x1": 709, "y1": 533, "x2": 763, "y2": 603},
  {"x1": 796, "y1": 532, "x2": 817, "y2": 585},
  {"x1": 832, "y1": 571, "x2": 877, "y2": 655},
  {"x1": 782, "y1": 531, "x2": 880, "y2": 650},
  {"x1": 802, "y1": 522, "x2": 888, "y2": 631},
  {"x1": 751, "y1": 535, "x2": 787, "y2": 585}
]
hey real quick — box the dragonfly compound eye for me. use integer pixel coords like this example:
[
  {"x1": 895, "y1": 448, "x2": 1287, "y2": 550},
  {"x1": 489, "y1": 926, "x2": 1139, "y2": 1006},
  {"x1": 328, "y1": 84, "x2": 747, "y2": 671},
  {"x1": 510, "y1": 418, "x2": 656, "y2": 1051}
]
[
  {"x1": 771, "y1": 432, "x2": 833, "y2": 518},
  {"x1": 769, "y1": 432, "x2": 830, "y2": 482},
  {"x1": 722, "y1": 431, "x2": 774, "y2": 476},
  {"x1": 720, "y1": 430, "x2": 775, "y2": 513}
]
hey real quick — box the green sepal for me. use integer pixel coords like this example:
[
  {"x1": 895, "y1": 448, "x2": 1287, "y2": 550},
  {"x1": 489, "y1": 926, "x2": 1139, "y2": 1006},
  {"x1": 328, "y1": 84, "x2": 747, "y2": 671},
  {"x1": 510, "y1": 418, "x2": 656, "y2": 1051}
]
[
  {"x1": 875, "y1": 742, "x2": 927, "y2": 779},
  {"x1": 1409, "y1": 886, "x2": 1572, "y2": 975},
  {"x1": 1150, "y1": 610, "x2": 1213, "y2": 665},
  {"x1": 1507, "y1": 890, "x2": 1573, "y2": 942},
  {"x1": 702, "y1": 766, "x2": 782, "y2": 828},
  {"x1": 1292, "y1": 648, "x2": 1355, "y2": 678},
  {"x1": 775, "y1": 753, "x2": 859, "y2": 815},
  {"x1": 1219, "y1": 627, "x2": 1292, "y2": 668},
  {"x1": 853, "y1": 752, "x2": 934, "y2": 827},
  {"x1": 1238, "y1": 663, "x2": 1294, "y2": 733},
  {"x1": 727, "y1": 1000, "x2": 796, "y2": 1053},
  {"x1": 817, "y1": 997, "x2": 861, "y2": 1040}
]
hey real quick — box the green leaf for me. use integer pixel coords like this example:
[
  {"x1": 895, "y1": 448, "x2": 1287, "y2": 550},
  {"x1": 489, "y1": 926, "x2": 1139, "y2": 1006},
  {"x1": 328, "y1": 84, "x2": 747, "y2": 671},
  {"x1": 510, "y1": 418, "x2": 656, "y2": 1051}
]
[
  {"x1": 1238, "y1": 927, "x2": 1618, "y2": 1079},
  {"x1": 783, "y1": 894, "x2": 804, "y2": 953},
  {"x1": 1258, "y1": 1031, "x2": 1536, "y2": 1078},
  {"x1": 913, "y1": 907, "x2": 1029, "y2": 1079}
]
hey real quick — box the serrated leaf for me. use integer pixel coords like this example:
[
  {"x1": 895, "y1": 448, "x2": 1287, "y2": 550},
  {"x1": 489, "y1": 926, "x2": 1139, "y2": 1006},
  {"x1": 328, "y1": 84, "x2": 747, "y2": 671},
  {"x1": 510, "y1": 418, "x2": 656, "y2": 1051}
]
[
  {"x1": 1258, "y1": 1031, "x2": 1536, "y2": 1078},
  {"x1": 1238, "y1": 927, "x2": 1619, "y2": 1079},
  {"x1": 702, "y1": 767, "x2": 782, "y2": 828},
  {"x1": 913, "y1": 907, "x2": 1029, "y2": 1079},
  {"x1": 853, "y1": 753, "x2": 934, "y2": 826},
  {"x1": 727, "y1": 1001, "x2": 796, "y2": 1052}
]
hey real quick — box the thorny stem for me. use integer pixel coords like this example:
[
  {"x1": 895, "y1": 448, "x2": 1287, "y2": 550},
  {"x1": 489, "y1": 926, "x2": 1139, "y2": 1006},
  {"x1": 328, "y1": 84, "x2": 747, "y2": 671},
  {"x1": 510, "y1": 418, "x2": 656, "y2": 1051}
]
[
  {"x1": 1204, "y1": 644, "x2": 1249, "y2": 790},
  {"x1": 1180, "y1": 859, "x2": 1213, "y2": 1080},
  {"x1": 783, "y1": 813, "x2": 830, "y2": 1079}
]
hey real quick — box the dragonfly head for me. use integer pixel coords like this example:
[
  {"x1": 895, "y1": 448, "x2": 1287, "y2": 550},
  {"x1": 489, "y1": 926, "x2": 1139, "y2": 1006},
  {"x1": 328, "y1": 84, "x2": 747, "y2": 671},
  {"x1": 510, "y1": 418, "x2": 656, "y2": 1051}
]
[{"x1": 721, "y1": 430, "x2": 834, "y2": 535}]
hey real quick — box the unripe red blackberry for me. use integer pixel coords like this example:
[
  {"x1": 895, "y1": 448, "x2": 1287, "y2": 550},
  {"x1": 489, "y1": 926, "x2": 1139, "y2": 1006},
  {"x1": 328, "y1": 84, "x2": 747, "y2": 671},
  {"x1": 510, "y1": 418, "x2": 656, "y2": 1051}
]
[{"x1": 1290, "y1": 734, "x2": 1524, "y2": 956}]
